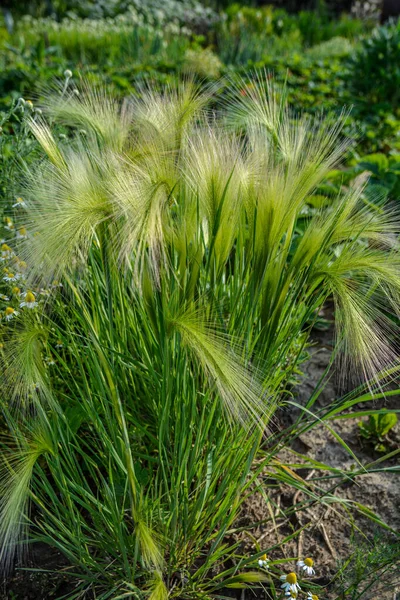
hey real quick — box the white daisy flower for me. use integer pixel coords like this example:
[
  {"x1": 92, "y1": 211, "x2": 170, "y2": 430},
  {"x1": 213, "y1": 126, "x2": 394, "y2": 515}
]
[
  {"x1": 4, "y1": 219, "x2": 14, "y2": 231},
  {"x1": 3, "y1": 272, "x2": 20, "y2": 282},
  {"x1": 16, "y1": 227, "x2": 28, "y2": 239},
  {"x1": 20, "y1": 291, "x2": 38, "y2": 309},
  {"x1": 4, "y1": 307, "x2": 18, "y2": 321},
  {"x1": 12, "y1": 197, "x2": 26, "y2": 208},
  {"x1": 39, "y1": 288, "x2": 52, "y2": 297},
  {"x1": 307, "y1": 594, "x2": 319, "y2": 600},
  {"x1": 258, "y1": 553, "x2": 269, "y2": 569},
  {"x1": 297, "y1": 558, "x2": 315, "y2": 576},
  {"x1": 1, "y1": 243, "x2": 13, "y2": 260},
  {"x1": 280, "y1": 573, "x2": 301, "y2": 595},
  {"x1": 0, "y1": 294, "x2": 10, "y2": 301}
]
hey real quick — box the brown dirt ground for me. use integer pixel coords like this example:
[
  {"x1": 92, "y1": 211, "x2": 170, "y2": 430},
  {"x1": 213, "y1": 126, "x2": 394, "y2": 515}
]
[{"x1": 235, "y1": 315, "x2": 400, "y2": 600}]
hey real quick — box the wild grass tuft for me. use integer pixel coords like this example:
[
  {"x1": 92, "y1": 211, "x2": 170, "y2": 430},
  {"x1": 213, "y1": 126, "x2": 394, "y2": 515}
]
[{"x1": 0, "y1": 77, "x2": 399, "y2": 598}]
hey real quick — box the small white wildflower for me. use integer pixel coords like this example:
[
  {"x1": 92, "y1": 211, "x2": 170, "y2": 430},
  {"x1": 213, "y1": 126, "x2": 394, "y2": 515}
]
[
  {"x1": 12, "y1": 197, "x2": 26, "y2": 208},
  {"x1": 16, "y1": 227, "x2": 28, "y2": 239},
  {"x1": 1, "y1": 243, "x2": 13, "y2": 259},
  {"x1": 39, "y1": 288, "x2": 51, "y2": 297},
  {"x1": 258, "y1": 553, "x2": 269, "y2": 569},
  {"x1": 20, "y1": 291, "x2": 38, "y2": 309},
  {"x1": 64, "y1": 69, "x2": 73, "y2": 79},
  {"x1": 4, "y1": 307, "x2": 18, "y2": 321},
  {"x1": 307, "y1": 594, "x2": 319, "y2": 600},
  {"x1": 0, "y1": 294, "x2": 10, "y2": 301},
  {"x1": 3, "y1": 272, "x2": 20, "y2": 282},
  {"x1": 297, "y1": 558, "x2": 315, "y2": 576},
  {"x1": 280, "y1": 573, "x2": 301, "y2": 595}
]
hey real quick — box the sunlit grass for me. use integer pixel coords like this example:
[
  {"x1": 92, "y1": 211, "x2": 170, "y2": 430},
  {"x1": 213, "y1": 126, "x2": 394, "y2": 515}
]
[{"x1": 0, "y1": 77, "x2": 399, "y2": 599}]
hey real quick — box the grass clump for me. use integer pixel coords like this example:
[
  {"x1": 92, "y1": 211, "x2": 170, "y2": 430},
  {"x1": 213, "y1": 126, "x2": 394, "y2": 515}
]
[{"x1": 0, "y1": 77, "x2": 399, "y2": 598}]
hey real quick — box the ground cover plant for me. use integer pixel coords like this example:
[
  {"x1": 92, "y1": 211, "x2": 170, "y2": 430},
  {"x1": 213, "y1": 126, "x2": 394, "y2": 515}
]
[{"x1": 0, "y1": 74, "x2": 399, "y2": 599}]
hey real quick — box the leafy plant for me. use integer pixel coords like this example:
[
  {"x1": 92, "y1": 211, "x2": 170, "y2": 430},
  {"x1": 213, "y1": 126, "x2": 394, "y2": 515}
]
[
  {"x1": 353, "y1": 152, "x2": 400, "y2": 201},
  {"x1": 327, "y1": 152, "x2": 400, "y2": 204},
  {"x1": 346, "y1": 18, "x2": 400, "y2": 108},
  {"x1": 358, "y1": 412, "x2": 398, "y2": 452}
]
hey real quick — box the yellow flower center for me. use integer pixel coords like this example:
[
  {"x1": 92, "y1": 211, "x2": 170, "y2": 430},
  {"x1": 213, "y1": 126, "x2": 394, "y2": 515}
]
[
  {"x1": 304, "y1": 558, "x2": 314, "y2": 567},
  {"x1": 25, "y1": 291, "x2": 35, "y2": 303},
  {"x1": 5, "y1": 307, "x2": 15, "y2": 316},
  {"x1": 1, "y1": 243, "x2": 10, "y2": 252},
  {"x1": 18, "y1": 261, "x2": 27, "y2": 270},
  {"x1": 19, "y1": 227, "x2": 27, "y2": 236},
  {"x1": 261, "y1": 553, "x2": 267, "y2": 561},
  {"x1": 312, "y1": 595, "x2": 318, "y2": 600},
  {"x1": 287, "y1": 573, "x2": 297, "y2": 584},
  {"x1": 12, "y1": 287, "x2": 20, "y2": 295},
  {"x1": 7, "y1": 273, "x2": 14, "y2": 278}
]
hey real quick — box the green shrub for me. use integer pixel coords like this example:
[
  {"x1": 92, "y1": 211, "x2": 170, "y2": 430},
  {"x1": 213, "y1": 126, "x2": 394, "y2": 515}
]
[
  {"x1": 346, "y1": 18, "x2": 400, "y2": 108},
  {"x1": 306, "y1": 36, "x2": 354, "y2": 59},
  {"x1": 297, "y1": 10, "x2": 368, "y2": 46},
  {"x1": 183, "y1": 47, "x2": 223, "y2": 78}
]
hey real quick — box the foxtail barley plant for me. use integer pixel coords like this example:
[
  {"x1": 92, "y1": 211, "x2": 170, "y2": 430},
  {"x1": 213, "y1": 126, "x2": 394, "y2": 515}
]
[{"x1": 0, "y1": 77, "x2": 399, "y2": 599}]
